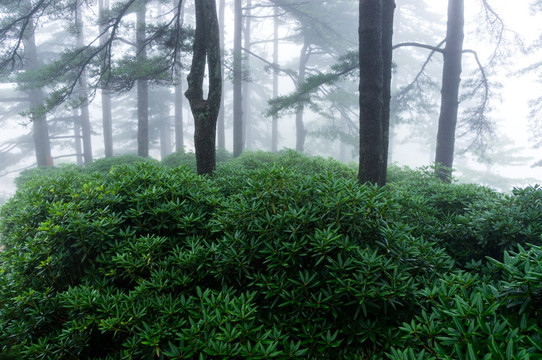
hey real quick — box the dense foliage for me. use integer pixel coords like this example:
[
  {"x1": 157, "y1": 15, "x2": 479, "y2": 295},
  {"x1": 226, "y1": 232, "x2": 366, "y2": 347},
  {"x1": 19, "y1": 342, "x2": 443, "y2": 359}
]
[{"x1": 0, "y1": 153, "x2": 541, "y2": 359}]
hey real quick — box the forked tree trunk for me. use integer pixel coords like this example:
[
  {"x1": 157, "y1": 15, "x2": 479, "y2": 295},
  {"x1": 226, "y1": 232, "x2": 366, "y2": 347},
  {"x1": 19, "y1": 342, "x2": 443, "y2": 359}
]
[
  {"x1": 185, "y1": 0, "x2": 222, "y2": 175},
  {"x1": 435, "y1": 0, "x2": 464, "y2": 182}
]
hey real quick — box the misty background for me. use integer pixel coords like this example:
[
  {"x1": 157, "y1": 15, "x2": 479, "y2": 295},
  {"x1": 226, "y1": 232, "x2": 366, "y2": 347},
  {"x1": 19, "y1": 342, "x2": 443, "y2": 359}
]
[{"x1": 0, "y1": 0, "x2": 541, "y2": 202}]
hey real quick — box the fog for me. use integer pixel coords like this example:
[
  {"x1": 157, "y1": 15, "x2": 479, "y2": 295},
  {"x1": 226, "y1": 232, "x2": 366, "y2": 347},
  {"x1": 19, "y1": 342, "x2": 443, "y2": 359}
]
[{"x1": 1, "y1": 0, "x2": 541, "y2": 202}]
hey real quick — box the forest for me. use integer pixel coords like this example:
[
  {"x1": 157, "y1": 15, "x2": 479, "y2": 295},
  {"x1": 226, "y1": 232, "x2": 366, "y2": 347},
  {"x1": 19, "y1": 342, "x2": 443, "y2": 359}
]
[{"x1": 0, "y1": 0, "x2": 542, "y2": 359}]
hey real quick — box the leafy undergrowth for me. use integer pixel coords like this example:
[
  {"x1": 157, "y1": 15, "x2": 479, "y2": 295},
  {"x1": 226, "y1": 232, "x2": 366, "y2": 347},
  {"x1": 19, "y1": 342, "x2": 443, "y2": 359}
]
[{"x1": 0, "y1": 153, "x2": 541, "y2": 359}]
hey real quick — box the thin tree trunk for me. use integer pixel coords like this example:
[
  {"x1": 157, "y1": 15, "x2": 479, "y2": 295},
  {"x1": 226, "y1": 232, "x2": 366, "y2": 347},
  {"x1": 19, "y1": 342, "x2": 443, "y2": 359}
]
[
  {"x1": 242, "y1": 0, "x2": 252, "y2": 149},
  {"x1": 159, "y1": 106, "x2": 172, "y2": 159},
  {"x1": 217, "y1": 0, "x2": 226, "y2": 150},
  {"x1": 75, "y1": 5, "x2": 93, "y2": 164},
  {"x1": 99, "y1": 0, "x2": 113, "y2": 157},
  {"x1": 233, "y1": 0, "x2": 243, "y2": 157},
  {"x1": 22, "y1": 1, "x2": 52, "y2": 167},
  {"x1": 358, "y1": 0, "x2": 384, "y2": 184},
  {"x1": 380, "y1": 0, "x2": 395, "y2": 183},
  {"x1": 174, "y1": 78, "x2": 184, "y2": 152},
  {"x1": 174, "y1": 0, "x2": 185, "y2": 153},
  {"x1": 435, "y1": 0, "x2": 464, "y2": 182},
  {"x1": 295, "y1": 40, "x2": 309, "y2": 153},
  {"x1": 185, "y1": 0, "x2": 222, "y2": 175},
  {"x1": 73, "y1": 109, "x2": 83, "y2": 165},
  {"x1": 271, "y1": 4, "x2": 279, "y2": 152},
  {"x1": 136, "y1": 0, "x2": 149, "y2": 157}
]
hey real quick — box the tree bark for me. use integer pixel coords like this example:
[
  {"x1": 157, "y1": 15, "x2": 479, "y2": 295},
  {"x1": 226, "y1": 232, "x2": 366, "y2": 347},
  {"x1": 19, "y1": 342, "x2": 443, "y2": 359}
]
[
  {"x1": 242, "y1": 0, "x2": 252, "y2": 150},
  {"x1": 435, "y1": 0, "x2": 464, "y2": 182},
  {"x1": 217, "y1": 0, "x2": 226, "y2": 150},
  {"x1": 73, "y1": 109, "x2": 83, "y2": 165},
  {"x1": 136, "y1": 0, "x2": 149, "y2": 157},
  {"x1": 174, "y1": 1, "x2": 186, "y2": 152},
  {"x1": 99, "y1": 0, "x2": 113, "y2": 157},
  {"x1": 233, "y1": 0, "x2": 243, "y2": 157},
  {"x1": 185, "y1": 0, "x2": 222, "y2": 175},
  {"x1": 271, "y1": 4, "x2": 279, "y2": 152},
  {"x1": 75, "y1": 5, "x2": 93, "y2": 164},
  {"x1": 380, "y1": 0, "x2": 395, "y2": 184},
  {"x1": 22, "y1": 2, "x2": 52, "y2": 167},
  {"x1": 295, "y1": 40, "x2": 309, "y2": 153},
  {"x1": 358, "y1": 0, "x2": 384, "y2": 185}
]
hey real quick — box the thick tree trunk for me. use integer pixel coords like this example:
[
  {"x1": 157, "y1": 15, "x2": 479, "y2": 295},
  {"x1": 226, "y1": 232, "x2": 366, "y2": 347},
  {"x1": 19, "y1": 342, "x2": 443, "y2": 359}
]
[
  {"x1": 185, "y1": 0, "x2": 222, "y2": 175},
  {"x1": 295, "y1": 40, "x2": 309, "y2": 153},
  {"x1": 75, "y1": 5, "x2": 93, "y2": 164},
  {"x1": 358, "y1": 0, "x2": 384, "y2": 185},
  {"x1": 136, "y1": 0, "x2": 149, "y2": 157},
  {"x1": 233, "y1": 0, "x2": 243, "y2": 157},
  {"x1": 217, "y1": 0, "x2": 226, "y2": 150},
  {"x1": 271, "y1": 4, "x2": 279, "y2": 152},
  {"x1": 99, "y1": 0, "x2": 113, "y2": 157},
  {"x1": 22, "y1": 4, "x2": 52, "y2": 167},
  {"x1": 435, "y1": 0, "x2": 464, "y2": 182}
]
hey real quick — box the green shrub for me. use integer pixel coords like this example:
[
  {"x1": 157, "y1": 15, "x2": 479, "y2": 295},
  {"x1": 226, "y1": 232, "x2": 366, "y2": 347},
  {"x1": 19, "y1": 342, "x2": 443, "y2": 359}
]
[
  {"x1": 389, "y1": 244, "x2": 542, "y2": 360},
  {"x1": 0, "y1": 161, "x2": 452, "y2": 359},
  {"x1": 84, "y1": 154, "x2": 159, "y2": 173},
  {"x1": 161, "y1": 151, "x2": 197, "y2": 171}
]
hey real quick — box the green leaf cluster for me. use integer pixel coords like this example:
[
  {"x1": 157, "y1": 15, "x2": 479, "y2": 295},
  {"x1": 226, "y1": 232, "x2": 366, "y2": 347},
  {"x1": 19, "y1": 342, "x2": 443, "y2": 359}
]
[{"x1": 1, "y1": 153, "x2": 541, "y2": 358}]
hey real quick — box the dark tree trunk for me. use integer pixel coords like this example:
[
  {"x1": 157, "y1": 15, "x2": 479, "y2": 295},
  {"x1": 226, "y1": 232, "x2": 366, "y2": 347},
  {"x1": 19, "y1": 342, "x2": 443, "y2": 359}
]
[
  {"x1": 435, "y1": 0, "x2": 464, "y2": 182},
  {"x1": 99, "y1": 0, "x2": 113, "y2": 157},
  {"x1": 233, "y1": 0, "x2": 243, "y2": 157},
  {"x1": 358, "y1": 0, "x2": 384, "y2": 185},
  {"x1": 380, "y1": 0, "x2": 395, "y2": 183},
  {"x1": 75, "y1": 5, "x2": 93, "y2": 164},
  {"x1": 271, "y1": 4, "x2": 279, "y2": 152},
  {"x1": 217, "y1": 0, "x2": 226, "y2": 150},
  {"x1": 185, "y1": 0, "x2": 222, "y2": 175},
  {"x1": 295, "y1": 40, "x2": 309, "y2": 153},
  {"x1": 22, "y1": 4, "x2": 52, "y2": 167},
  {"x1": 136, "y1": 0, "x2": 149, "y2": 157}
]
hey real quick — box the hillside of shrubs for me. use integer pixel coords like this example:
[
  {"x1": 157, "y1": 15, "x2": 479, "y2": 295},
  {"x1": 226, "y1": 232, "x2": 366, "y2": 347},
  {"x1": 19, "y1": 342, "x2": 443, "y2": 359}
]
[{"x1": 0, "y1": 150, "x2": 541, "y2": 359}]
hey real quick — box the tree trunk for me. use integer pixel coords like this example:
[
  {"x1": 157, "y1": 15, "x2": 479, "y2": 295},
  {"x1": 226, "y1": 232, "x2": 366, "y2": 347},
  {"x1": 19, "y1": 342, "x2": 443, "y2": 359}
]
[
  {"x1": 242, "y1": 0, "x2": 252, "y2": 150},
  {"x1": 380, "y1": 0, "x2": 395, "y2": 183},
  {"x1": 185, "y1": 0, "x2": 222, "y2": 175},
  {"x1": 295, "y1": 40, "x2": 309, "y2": 153},
  {"x1": 233, "y1": 0, "x2": 243, "y2": 157},
  {"x1": 159, "y1": 105, "x2": 172, "y2": 159},
  {"x1": 434, "y1": 0, "x2": 464, "y2": 182},
  {"x1": 174, "y1": 1, "x2": 186, "y2": 152},
  {"x1": 73, "y1": 109, "x2": 83, "y2": 165},
  {"x1": 136, "y1": 0, "x2": 149, "y2": 157},
  {"x1": 358, "y1": 0, "x2": 384, "y2": 185},
  {"x1": 75, "y1": 5, "x2": 93, "y2": 164},
  {"x1": 99, "y1": 0, "x2": 113, "y2": 157},
  {"x1": 271, "y1": 4, "x2": 279, "y2": 152},
  {"x1": 217, "y1": 0, "x2": 226, "y2": 150},
  {"x1": 22, "y1": 3, "x2": 52, "y2": 167}
]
